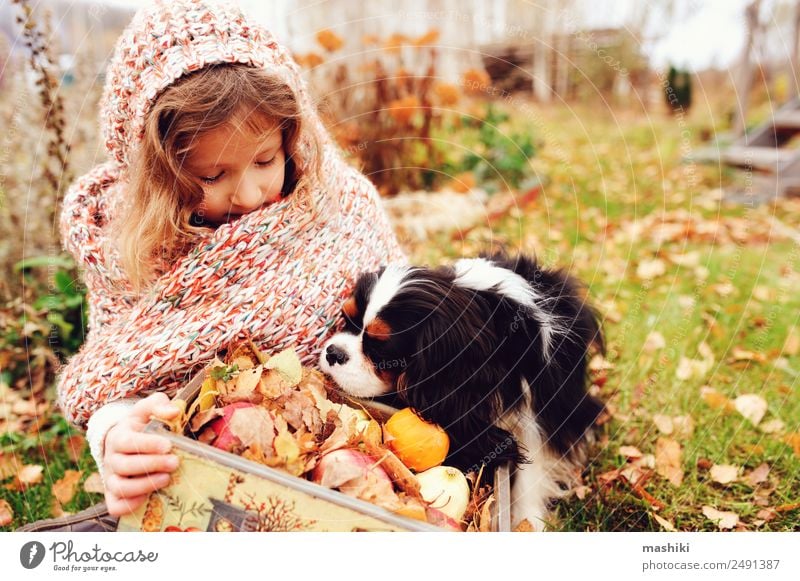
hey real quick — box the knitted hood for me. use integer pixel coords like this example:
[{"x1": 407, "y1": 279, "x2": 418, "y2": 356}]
[
  {"x1": 61, "y1": 0, "x2": 330, "y2": 318},
  {"x1": 57, "y1": 0, "x2": 407, "y2": 428}
]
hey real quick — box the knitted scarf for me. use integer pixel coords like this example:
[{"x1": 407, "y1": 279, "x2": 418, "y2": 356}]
[{"x1": 56, "y1": 0, "x2": 406, "y2": 429}]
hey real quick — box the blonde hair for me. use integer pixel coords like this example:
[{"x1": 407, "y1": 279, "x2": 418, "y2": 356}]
[{"x1": 108, "y1": 63, "x2": 324, "y2": 293}]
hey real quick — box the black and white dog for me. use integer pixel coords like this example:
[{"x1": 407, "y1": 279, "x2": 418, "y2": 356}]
[{"x1": 319, "y1": 251, "x2": 605, "y2": 530}]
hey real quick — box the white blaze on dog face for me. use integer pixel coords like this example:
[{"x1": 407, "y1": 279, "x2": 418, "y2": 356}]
[
  {"x1": 319, "y1": 332, "x2": 394, "y2": 397},
  {"x1": 363, "y1": 264, "x2": 415, "y2": 327}
]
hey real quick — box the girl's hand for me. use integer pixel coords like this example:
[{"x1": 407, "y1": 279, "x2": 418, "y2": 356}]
[{"x1": 102, "y1": 393, "x2": 181, "y2": 517}]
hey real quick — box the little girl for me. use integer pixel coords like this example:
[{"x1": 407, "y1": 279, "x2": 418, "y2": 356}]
[{"x1": 56, "y1": 0, "x2": 406, "y2": 517}]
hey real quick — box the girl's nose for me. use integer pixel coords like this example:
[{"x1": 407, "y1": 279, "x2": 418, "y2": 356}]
[{"x1": 230, "y1": 174, "x2": 261, "y2": 208}]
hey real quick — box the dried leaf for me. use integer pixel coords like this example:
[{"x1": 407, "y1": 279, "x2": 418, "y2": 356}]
[
  {"x1": 228, "y1": 407, "x2": 276, "y2": 452},
  {"x1": 479, "y1": 495, "x2": 495, "y2": 532},
  {"x1": 637, "y1": 258, "x2": 666, "y2": 280},
  {"x1": 700, "y1": 386, "x2": 735, "y2": 412},
  {"x1": 65, "y1": 434, "x2": 87, "y2": 464},
  {"x1": 653, "y1": 414, "x2": 673, "y2": 434},
  {"x1": 756, "y1": 508, "x2": 778, "y2": 522},
  {"x1": 655, "y1": 438, "x2": 683, "y2": 486},
  {"x1": 619, "y1": 445, "x2": 643, "y2": 459},
  {"x1": 783, "y1": 433, "x2": 800, "y2": 457},
  {"x1": 0, "y1": 452, "x2": 20, "y2": 480},
  {"x1": 784, "y1": 329, "x2": 800, "y2": 356},
  {"x1": 644, "y1": 331, "x2": 666, "y2": 353},
  {"x1": 52, "y1": 470, "x2": 82, "y2": 505},
  {"x1": 265, "y1": 348, "x2": 303, "y2": 387},
  {"x1": 730, "y1": 347, "x2": 766, "y2": 363},
  {"x1": 8, "y1": 465, "x2": 44, "y2": 491},
  {"x1": 652, "y1": 513, "x2": 676, "y2": 532},
  {"x1": 759, "y1": 419, "x2": 785, "y2": 434},
  {"x1": 82, "y1": 472, "x2": 105, "y2": 494},
  {"x1": 197, "y1": 377, "x2": 218, "y2": 412},
  {"x1": 677, "y1": 344, "x2": 714, "y2": 381},
  {"x1": 734, "y1": 394, "x2": 767, "y2": 426},
  {"x1": 709, "y1": 464, "x2": 739, "y2": 485},
  {"x1": 702, "y1": 506, "x2": 739, "y2": 530},
  {"x1": 230, "y1": 366, "x2": 262, "y2": 399},
  {"x1": 745, "y1": 463, "x2": 770, "y2": 487},
  {"x1": 672, "y1": 415, "x2": 695, "y2": 439},
  {"x1": 0, "y1": 499, "x2": 12, "y2": 527},
  {"x1": 513, "y1": 518, "x2": 534, "y2": 532}
]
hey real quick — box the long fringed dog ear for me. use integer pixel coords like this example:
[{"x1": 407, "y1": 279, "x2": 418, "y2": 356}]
[{"x1": 397, "y1": 313, "x2": 526, "y2": 473}]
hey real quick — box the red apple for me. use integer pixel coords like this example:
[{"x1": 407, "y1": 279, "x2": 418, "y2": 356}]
[{"x1": 207, "y1": 402, "x2": 255, "y2": 451}]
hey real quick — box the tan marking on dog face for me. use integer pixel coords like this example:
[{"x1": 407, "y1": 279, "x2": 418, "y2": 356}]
[
  {"x1": 365, "y1": 318, "x2": 392, "y2": 340},
  {"x1": 342, "y1": 296, "x2": 358, "y2": 320}
]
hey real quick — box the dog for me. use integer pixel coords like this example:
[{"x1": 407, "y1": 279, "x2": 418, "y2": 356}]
[{"x1": 319, "y1": 251, "x2": 605, "y2": 530}]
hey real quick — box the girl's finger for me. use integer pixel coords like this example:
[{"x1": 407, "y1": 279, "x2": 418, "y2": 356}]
[
  {"x1": 111, "y1": 432, "x2": 172, "y2": 455},
  {"x1": 105, "y1": 452, "x2": 179, "y2": 477},
  {"x1": 105, "y1": 491, "x2": 150, "y2": 517},
  {"x1": 129, "y1": 393, "x2": 176, "y2": 423},
  {"x1": 105, "y1": 472, "x2": 172, "y2": 499}
]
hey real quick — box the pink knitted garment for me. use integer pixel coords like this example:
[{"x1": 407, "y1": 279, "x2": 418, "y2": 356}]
[{"x1": 56, "y1": 0, "x2": 407, "y2": 429}]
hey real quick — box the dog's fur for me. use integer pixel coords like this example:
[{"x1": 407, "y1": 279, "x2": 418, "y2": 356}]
[{"x1": 319, "y1": 251, "x2": 604, "y2": 529}]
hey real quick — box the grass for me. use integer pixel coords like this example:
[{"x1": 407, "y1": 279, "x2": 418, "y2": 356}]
[
  {"x1": 410, "y1": 103, "x2": 800, "y2": 531},
  {"x1": 2, "y1": 101, "x2": 799, "y2": 532}
]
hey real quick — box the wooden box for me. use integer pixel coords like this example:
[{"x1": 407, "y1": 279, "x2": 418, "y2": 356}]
[{"x1": 117, "y1": 364, "x2": 511, "y2": 532}]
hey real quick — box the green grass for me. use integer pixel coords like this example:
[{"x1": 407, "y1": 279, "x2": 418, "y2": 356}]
[{"x1": 409, "y1": 103, "x2": 800, "y2": 531}]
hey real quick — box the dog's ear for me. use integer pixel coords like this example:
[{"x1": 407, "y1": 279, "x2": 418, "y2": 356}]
[
  {"x1": 397, "y1": 313, "x2": 525, "y2": 473},
  {"x1": 509, "y1": 265, "x2": 606, "y2": 459}
]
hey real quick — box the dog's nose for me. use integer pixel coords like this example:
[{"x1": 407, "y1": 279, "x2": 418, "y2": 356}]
[{"x1": 325, "y1": 344, "x2": 349, "y2": 366}]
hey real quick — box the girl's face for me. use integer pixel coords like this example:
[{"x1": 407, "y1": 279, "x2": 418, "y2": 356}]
[{"x1": 185, "y1": 116, "x2": 286, "y2": 226}]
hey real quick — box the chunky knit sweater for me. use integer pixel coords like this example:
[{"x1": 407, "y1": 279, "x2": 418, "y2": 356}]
[{"x1": 55, "y1": 0, "x2": 406, "y2": 480}]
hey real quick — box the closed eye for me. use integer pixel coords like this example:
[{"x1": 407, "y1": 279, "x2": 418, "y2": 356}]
[
  {"x1": 255, "y1": 157, "x2": 276, "y2": 167},
  {"x1": 342, "y1": 310, "x2": 361, "y2": 333},
  {"x1": 200, "y1": 171, "x2": 224, "y2": 185}
]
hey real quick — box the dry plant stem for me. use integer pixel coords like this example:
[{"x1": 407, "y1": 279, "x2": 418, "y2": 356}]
[{"x1": 11, "y1": 0, "x2": 71, "y2": 214}]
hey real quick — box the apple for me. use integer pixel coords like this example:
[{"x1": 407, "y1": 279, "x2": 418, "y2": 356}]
[{"x1": 207, "y1": 402, "x2": 256, "y2": 451}]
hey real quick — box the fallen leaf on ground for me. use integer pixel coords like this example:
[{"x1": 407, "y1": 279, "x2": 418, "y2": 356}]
[
  {"x1": 513, "y1": 519, "x2": 534, "y2": 532},
  {"x1": 700, "y1": 386, "x2": 735, "y2": 412},
  {"x1": 709, "y1": 464, "x2": 739, "y2": 485},
  {"x1": 655, "y1": 438, "x2": 683, "y2": 486},
  {"x1": 783, "y1": 433, "x2": 800, "y2": 457},
  {"x1": 702, "y1": 506, "x2": 739, "y2": 530},
  {"x1": 734, "y1": 394, "x2": 767, "y2": 426},
  {"x1": 82, "y1": 472, "x2": 105, "y2": 494},
  {"x1": 619, "y1": 445, "x2": 643, "y2": 459},
  {"x1": 783, "y1": 329, "x2": 800, "y2": 356},
  {"x1": 637, "y1": 259, "x2": 666, "y2": 280},
  {"x1": 0, "y1": 499, "x2": 12, "y2": 527},
  {"x1": 672, "y1": 415, "x2": 695, "y2": 438},
  {"x1": 0, "y1": 452, "x2": 19, "y2": 480},
  {"x1": 745, "y1": 463, "x2": 770, "y2": 487},
  {"x1": 52, "y1": 470, "x2": 83, "y2": 505},
  {"x1": 677, "y1": 343, "x2": 714, "y2": 381},
  {"x1": 653, "y1": 414, "x2": 673, "y2": 434},
  {"x1": 6, "y1": 465, "x2": 43, "y2": 491},
  {"x1": 759, "y1": 419, "x2": 785, "y2": 434},
  {"x1": 644, "y1": 331, "x2": 666, "y2": 353},
  {"x1": 756, "y1": 508, "x2": 777, "y2": 522},
  {"x1": 652, "y1": 513, "x2": 676, "y2": 532},
  {"x1": 65, "y1": 435, "x2": 86, "y2": 464},
  {"x1": 730, "y1": 348, "x2": 766, "y2": 363}
]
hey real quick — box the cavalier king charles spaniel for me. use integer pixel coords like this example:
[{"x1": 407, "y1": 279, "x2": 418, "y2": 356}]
[{"x1": 319, "y1": 251, "x2": 605, "y2": 530}]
